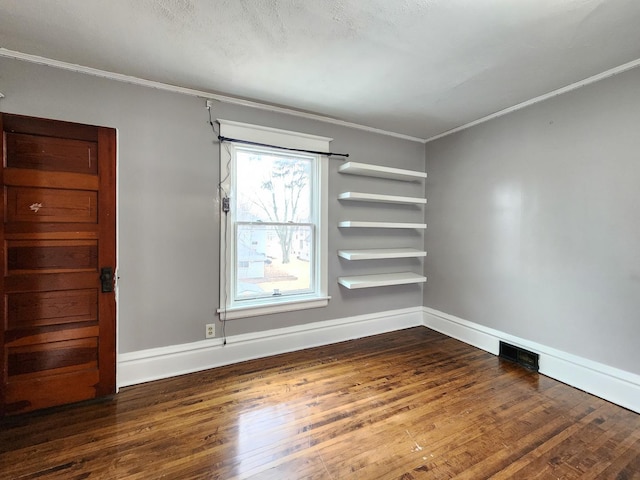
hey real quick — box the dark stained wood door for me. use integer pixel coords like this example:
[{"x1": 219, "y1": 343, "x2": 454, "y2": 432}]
[{"x1": 0, "y1": 113, "x2": 116, "y2": 415}]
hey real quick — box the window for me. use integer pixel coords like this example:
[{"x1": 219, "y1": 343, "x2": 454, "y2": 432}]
[{"x1": 218, "y1": 120, "x2": 330, "y2": 319}]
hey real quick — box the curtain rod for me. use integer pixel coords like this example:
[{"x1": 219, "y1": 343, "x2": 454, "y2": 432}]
[{"x1": 217, "y1": 135, "x2": 349, "y2": 158}]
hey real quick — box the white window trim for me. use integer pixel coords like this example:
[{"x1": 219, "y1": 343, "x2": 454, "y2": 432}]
[{"x1": 217, "y1": 119, "x2": 331, "y2": 320}]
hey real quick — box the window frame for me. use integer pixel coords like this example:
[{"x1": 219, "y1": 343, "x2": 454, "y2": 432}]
[{"x1": 217, "y1": 119, "x2": 330, "y2": 320}]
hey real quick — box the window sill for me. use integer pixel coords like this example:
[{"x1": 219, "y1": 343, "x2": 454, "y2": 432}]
[{"x1": 217, "y1": 296, "x2": 331, "y2": 320}]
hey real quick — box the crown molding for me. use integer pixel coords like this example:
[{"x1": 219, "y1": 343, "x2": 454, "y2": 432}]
[
  {"x1": 0, "y1": 48, "x2": 426, "y2": 143},
  {"x1": 4, "y1": 48, "x2": 638, "y2": 146},
  {"x1": 425, "y1": 56, "x2": 640, "y2": 143}
]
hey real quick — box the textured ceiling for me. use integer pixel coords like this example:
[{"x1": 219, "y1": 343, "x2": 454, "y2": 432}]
[{"x1": 1, "y1": 0, "x2": 640, "y2": 139}]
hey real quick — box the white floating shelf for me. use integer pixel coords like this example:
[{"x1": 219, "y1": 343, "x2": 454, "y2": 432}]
[
  {"x1": 338, "y1": 248, "x2": 427, "y2": 260},
  {"x1": 339, "y1": 162, "x2": 427, "y2": 182},
  {"x1": 338, "y1": 272, "x2": 427, "y2": 289},
  {"x1": 338, "y1": 221, "x2": 426, "y2": 229},
  {"x1": 338, "y1": 192, "x2": 426, "y2": 205}
]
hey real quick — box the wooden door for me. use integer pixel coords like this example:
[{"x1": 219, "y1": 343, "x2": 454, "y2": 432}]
[{"x1": 0, "y1": 113, "x2": 116, "y2": 415}]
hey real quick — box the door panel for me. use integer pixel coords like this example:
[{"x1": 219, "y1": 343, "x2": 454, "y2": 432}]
[
  {"x1": 1, "y1": 113, "x2": 116, "y2": 415},
  {"x1": 6, "y1": 240, "x2": 98, "y2": 273},
  {"x1": 7, "y1": 289, "x2": 98, "y2": 328},
  {"x1": 4, "y1": 168, "x2": 99, "y2": 190},
  {"x1": 4, "y1": 370, "x2": 100, "y2": 414},
  {"x1": 5, "y1": 132, "x2": 98, "y2": 174},
  {"x1": 8, "y1": 337, "x2": 98, "y2": 377},
  {"x1": 6, "y1": 187, "x2": 98, "y2": 223}
]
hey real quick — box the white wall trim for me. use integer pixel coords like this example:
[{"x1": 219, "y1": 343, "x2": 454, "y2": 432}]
[
  {"x1": 425, "y1": 56, "x2": 640, "y2": 143},
  {"x1": 0, "y1": 48, "x2": 425, "y2": 144},
  {"x1": 422, "y1": 307, "x2": 640, "y2": 414},
  {"x1": 118, "y1": 306, "x2": 423, "y2": 388}
]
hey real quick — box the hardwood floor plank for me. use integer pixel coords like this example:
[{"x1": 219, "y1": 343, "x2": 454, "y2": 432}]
[{"x1": 1, "y1": 327, "x2": 638, "y2": 479}]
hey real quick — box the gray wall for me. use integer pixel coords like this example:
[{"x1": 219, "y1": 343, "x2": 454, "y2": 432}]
[
  {"x1": 0, "y1": 57, "x2": 426, "y2": 353},
  {"x1": 424, "y1": 66, "x2": 640, "y2": 375}
]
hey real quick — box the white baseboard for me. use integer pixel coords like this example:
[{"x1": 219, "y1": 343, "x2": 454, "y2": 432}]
[
  {"x1": 423, "y1": 307, "x2": 640, "y2": 414},
  {"x1": 118, "y1": 306, "x2": 423, "y2": 388},
  {"x1": 118, "y1": 304, "x2": 640, "y2": 414}
]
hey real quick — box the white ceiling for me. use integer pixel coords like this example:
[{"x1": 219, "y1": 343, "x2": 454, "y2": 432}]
[{"x1": 1, "y1": 0, "x2": 640, "y2": 140}]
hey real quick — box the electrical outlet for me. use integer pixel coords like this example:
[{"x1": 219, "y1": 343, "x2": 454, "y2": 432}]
[{"x1": 205, "y1": 323, "x2": 215, "y2": 339}]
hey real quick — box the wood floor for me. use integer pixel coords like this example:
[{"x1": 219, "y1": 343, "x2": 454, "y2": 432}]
[{"x1": 1, "y1": 327, "x2": 639, "y2": 479}]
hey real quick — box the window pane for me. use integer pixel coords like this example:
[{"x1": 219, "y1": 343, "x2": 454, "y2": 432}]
[
  {"x1": 235, "y1": 148, "x2": 312, "y2": 223},
  {"x1": 235, "y1": 224, "x2": 314, "y2": 300}
]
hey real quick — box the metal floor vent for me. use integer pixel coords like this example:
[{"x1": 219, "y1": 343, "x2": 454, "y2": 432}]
[{"x1": 499, "y1": 341, "x2": 539, "y2": 372}]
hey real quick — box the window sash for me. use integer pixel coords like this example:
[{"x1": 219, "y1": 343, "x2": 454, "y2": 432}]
[
  {"x1": 233, "y1": 222, "x2": 316, "y2": 302},
  {"x1": 235, "y1": 147, "x2": 314, "y2": 224}
]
